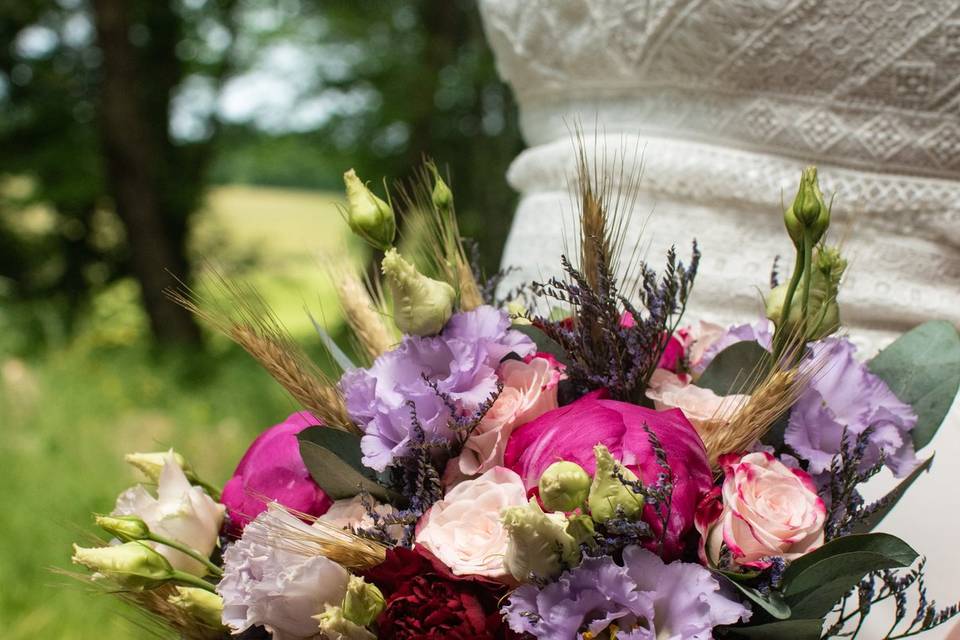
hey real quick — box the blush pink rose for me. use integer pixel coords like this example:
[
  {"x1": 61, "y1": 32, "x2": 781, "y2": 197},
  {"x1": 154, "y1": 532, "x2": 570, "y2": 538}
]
[
  {"x1": 504, "y1": 390, "x2": 713, "y2": 560},
  {"x1": 221, "y1": 412, "x2": 332, "y2": 535},
  {"x1": 697, "y1": 451, "x2": 826, "y2": 569},
  {"x1": 646, "y1": 368, "x2": 749, "y2": 434},
  {"x1": 455, "y1": 356, "x2": 562, "y2": 477},
  {"x1": 415, "y1": 466, "x2": 528, "y2": 579}
]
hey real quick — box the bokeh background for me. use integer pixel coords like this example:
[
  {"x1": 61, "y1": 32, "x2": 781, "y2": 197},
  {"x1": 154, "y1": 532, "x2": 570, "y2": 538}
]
[{"x1": 0, "y1": 1, "x2": 522, "y2": 637}]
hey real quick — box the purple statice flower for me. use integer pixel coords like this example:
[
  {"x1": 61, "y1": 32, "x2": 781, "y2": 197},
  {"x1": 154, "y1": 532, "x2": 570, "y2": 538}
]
[
  {"x1": 503, "y1": 546, "x2": 750, "y2": 640},
  {"x1": 341, "y1": 305, "x2": 534, "y2": 471},
  {"x1": 786, "y1": 338, "x2": 918, "y2": 479},
  {"x1": 693, "y1": 319, "x2": 773, "y2": 375}
]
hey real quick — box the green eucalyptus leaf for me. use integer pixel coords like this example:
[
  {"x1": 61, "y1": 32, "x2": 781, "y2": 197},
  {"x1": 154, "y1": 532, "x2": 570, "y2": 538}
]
[
  {"x1": 867, "y1": 320, "x2": 960, "y2": 450},
  {"x1": 512, "y1": 323, "x2": 569, "y2": 364},
  {"x1": 297, "y1": 427, "x2": 396, "y2": 502},
  {"x1": 697, "y1": 341, "x2": 773, "y2": 395},
  {"x1": 781, "y1": 533, "x2": 918, "y2": 618},
  {"x1": 715, "y1": 573, "x2": 791, "y2": 620},
  {"x1": 851, "y1": 456, "x2": 934, "y2": 534},
  {"x1": 720, "y1": 619, "x2": 823, "y2": 639}
]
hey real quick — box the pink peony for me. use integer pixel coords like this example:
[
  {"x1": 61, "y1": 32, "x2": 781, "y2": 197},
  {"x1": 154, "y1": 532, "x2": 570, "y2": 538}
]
[
  {"x1": 503, "y1": 391, "x2": 713, "y2": 559},
  {"x1": 221, "y1": 412, "x2": 332, "y2": 535},
  {"x1": 696, "y1": 451, "x2": 825, "y2": 570},
  {"x1": 456, "y1": 356, "x2": 562, "y2": 477}
]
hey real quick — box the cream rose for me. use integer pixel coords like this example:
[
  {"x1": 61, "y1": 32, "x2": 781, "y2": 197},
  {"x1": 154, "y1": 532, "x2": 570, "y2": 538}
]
[
  {"x1": 700, "y1": 452, "x2": 825, "y2": 569},
  {"x1": 456, "y1": 357, "x2": 560, "y2": 477},
  {"x1": 415, "y1": 466, "x2": 528, "y2": 579},
  {"x1": 646, "y1": 368, "x2": 749, "y2": 434}
]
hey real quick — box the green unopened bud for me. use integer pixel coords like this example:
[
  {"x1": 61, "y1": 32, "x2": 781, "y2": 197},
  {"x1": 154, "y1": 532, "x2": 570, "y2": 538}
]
[
  {"x1": 343, "y1": 169, "x2": 396, "y2": 251},
  {"x1": 167, "y1": 587, "x2": 224, "y2": 629},
  {"x1": 539, "y1": 461, "x2": 591, "y2": 512},
  {"x1": 96, "y1": 515, "x2": 150, "y2": 542},
  {"x1": 565, "y1": 514, "x2": 597, "y2": 549},
  {"x1": 502, "y1": 499, "x2": 580, "y2": 582},
  {"x1": 125, "y1": 450, "x2": 193, "y2": 484},
  {"x1": 72, "y1": 542, "x2": 174, "y2": 590},
  {"x1": 784, "y1": 167, "x2": 830, "y2": 245},
  {"x1": 342, "y1": 576, "x2": 385, "y2": 627},
  {"x1": 588, "y1": 445, "x2": 644, "y2": 523},
  {"x1": 431, "y1": 171, "x2": 454, "y2": 212},
  {"x1": 816, "y1": 245, "x2": 847, "y2": 290},
  {"x1": 765, "y1": 264, "x2": 840, "y2": 341},
  {"x1": 316, "y1": 605, "x2": 376, "y2": 640},
  {"x1": 381, "y1": 248, "x2": 455, "y2": 336}
]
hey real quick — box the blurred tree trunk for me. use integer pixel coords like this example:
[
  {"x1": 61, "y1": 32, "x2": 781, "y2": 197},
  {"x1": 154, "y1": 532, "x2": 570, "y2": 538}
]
[{"x1": 91, "y1": 0, "x2": 200, "y2": 344}]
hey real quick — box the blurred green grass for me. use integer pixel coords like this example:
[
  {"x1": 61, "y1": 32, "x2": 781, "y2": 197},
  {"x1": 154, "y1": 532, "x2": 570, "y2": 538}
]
[{"x1": 0, "y1": 185, "x2": 361, "y2": 639}]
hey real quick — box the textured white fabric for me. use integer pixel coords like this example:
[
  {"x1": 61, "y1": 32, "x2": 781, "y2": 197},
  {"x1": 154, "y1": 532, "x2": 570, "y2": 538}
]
[{"x1": 479, "y1": 1, "x2": 960, "y2": 637}]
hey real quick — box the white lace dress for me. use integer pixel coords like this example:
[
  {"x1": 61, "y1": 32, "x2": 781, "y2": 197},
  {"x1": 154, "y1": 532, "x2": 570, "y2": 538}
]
[{"x1": 479, "y1": 1, "x2": 960, "y2": 636}]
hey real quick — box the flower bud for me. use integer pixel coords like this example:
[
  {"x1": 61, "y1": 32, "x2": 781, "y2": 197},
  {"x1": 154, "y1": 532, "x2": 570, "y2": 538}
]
[
  {"x1": 343, "y1": 169, "x2": 396, "y2": 251},
  {"x1": 167, "y1": 586, "x2": 224, "y2": 629},
  {"x1": 502, "y1": 498, "x2": 580, "y2": 582},
  {"x1": 72, "y1": 542, "x2": 174, "y2": 590},
  {"x1": 96, "y1": 514, "x2": 150, "y2": 542},
  {"x1": 564, "y1": 514, "x2": 596, "y2": 549},
  {"x1": 342, "y1": 575, "x2": 384, "y2": 627},
  {"x1": 125, "y1": 450, "x2": 193, "y2": 484},
  {"x1": 539, "y1": 461, "x2": 591, "y2": 512},
  {"x1": 784, "y1": 167, "x2": 830, "y2": 244},
  {"x1": 431, "y1": 170, "x2": 454, "y2": 212},
  {"x1": 588, "y1": 445, "x2": 644, "y2": 523},
  {"x1": 765, "y1": 266, "x2": 840, "y2": 341},
  {"x1": 316, "y1": 605, "x2": 376, "y2": 640},
  {"x1": 381, "y1": 248, "x2": 455, "y2": 336}
]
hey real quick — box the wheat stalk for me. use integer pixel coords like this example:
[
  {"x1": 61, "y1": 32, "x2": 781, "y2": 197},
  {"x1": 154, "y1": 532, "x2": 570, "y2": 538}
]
[
  {"x1": 167, "y1": 272, "x2": 356, "y2": 433},
  {"x1": 331, "y1": 265, "x2": 395, "y2": 362}
]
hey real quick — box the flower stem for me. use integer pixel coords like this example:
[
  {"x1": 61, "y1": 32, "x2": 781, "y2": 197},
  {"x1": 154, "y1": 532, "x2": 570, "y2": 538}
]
[
  {"x1": 800, "y1": 227, "x2": 814, "y2": 329},
  {"x1": 148, "y1": 533, "x2": 223, "y2": 578},
  {"x1": 170, "y1": 570, "x2": 218, "y2": 593},
  {"x1": 774, "y1": 250, "x2": 804, "y2": 360}
]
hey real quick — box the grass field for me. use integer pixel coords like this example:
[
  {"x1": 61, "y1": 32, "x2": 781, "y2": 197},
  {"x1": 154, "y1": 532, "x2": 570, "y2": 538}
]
[{"x1": 0, "y1": 185, "x2": 362, "y2": 639}]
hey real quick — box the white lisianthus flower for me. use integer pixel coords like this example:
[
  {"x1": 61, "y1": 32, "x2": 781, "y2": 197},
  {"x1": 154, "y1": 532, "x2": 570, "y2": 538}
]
[
  {"x1": 113, "y1": 452, "x2": 224, "y2": 576},
  {"x1": 218, "y1": 505, "x2": 352, "y2": 640}
]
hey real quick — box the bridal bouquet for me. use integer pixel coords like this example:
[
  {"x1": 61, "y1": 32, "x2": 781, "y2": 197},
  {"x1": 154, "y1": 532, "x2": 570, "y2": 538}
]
[{"x1": 69, "y1": 154, "x2": 960, "y2": 640}]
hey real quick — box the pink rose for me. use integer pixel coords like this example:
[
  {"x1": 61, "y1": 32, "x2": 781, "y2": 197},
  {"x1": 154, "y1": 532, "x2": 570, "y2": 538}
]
[
  {"x1": 221, "y1": 412, "x2": 332, "y2": 535},
  {"x1": 415, "y1": 467, "x2": 528, "y2": 579},
  {"x1": 646, "y1": 368, "x2": 749, "y2": 434},
  {"x1": 455, "y1": 356, "x2": 562, "y2": 477},
  {"x1": 697, "y1": 451, "x2": 825, "y2": 569},
  {"x1": 504, "y1": 390, "x2": 713, "y2": 560}
]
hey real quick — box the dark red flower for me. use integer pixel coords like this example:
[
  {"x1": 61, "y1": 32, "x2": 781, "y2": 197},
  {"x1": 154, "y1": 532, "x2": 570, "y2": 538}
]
[{"x1": 363, "y1": 546, "x2": 522, "y2": 640}]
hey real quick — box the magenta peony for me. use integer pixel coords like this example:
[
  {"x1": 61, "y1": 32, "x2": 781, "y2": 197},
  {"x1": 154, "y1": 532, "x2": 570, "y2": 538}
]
[
  {"x1": 221, "y1": 412, "x2": 332, "y2": 535},
  {"x1": 503, "y1": 391, "x2": 713, "y2": 559}
]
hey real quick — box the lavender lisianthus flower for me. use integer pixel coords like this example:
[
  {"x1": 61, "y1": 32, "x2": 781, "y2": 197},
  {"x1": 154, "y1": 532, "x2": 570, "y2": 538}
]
[
  {"x1": 341, "y1": 305, "x2": 535, "y2": 471},
  {"x1": 786, "y1": 338, "x2": 918, "y2": 478},
  {"x1": 503, "y1": 546, "x2": 749, "y2": 640}
]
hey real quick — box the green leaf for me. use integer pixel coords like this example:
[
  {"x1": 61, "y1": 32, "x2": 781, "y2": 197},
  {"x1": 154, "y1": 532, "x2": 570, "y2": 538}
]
[
  {"x1": 720, "y1": 619, "x2": 823, "y2": 639},
  {"x1": 781, "y1": 533, "x2": 918, "y2": 618},
  {"x1": 851, "y1": 456, "x2": 934, "y2": 534},
  {"x1": 512, "y1": 323, "x2": 569, "y2": 364},
  {"x1": 867, "y1": 320, "x2": 960, "y2": 450},
  {"x1": 715, "y1": 573, "x2": 791, "y2": 620},
  {"x1": 697, "y1": 341, "x2": 773, "y2": 395},
  {"x1": 297, "y1": 427, "x2": 396, "y2": 502}
]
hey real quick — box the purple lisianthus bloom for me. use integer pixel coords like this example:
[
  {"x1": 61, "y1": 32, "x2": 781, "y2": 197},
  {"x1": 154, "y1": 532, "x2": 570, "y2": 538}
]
[
  {"x1": 786, "y1": 338, "x2": 918, "y2": 478},
  {"x1": 341, "y1": 305, "x2": 535, "y2": 471},
  {"x1": 503, "y1": 546, "x2": 749, "y2": 639}
]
